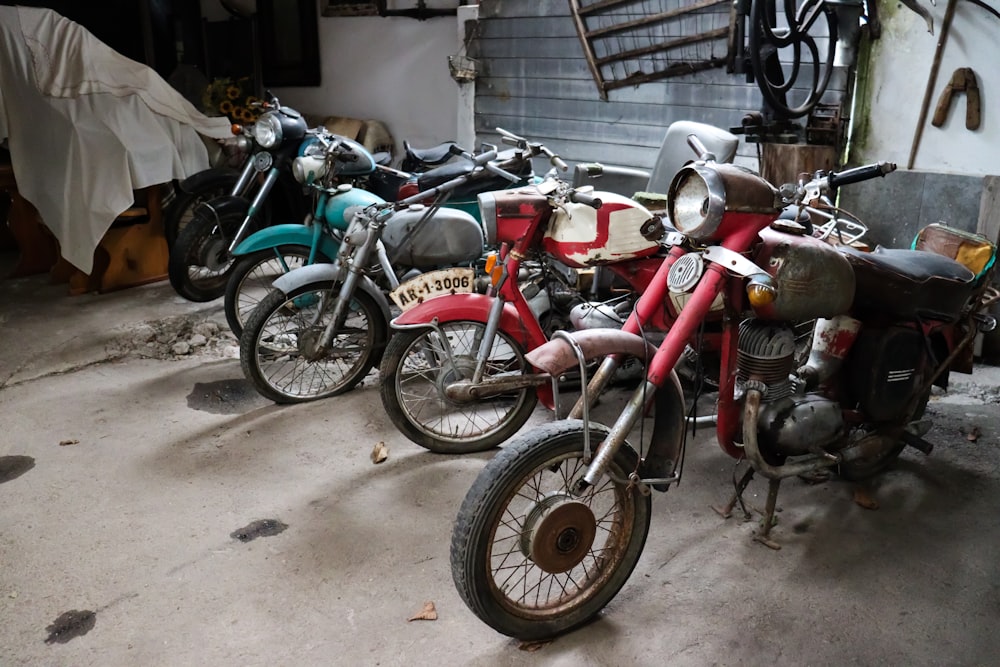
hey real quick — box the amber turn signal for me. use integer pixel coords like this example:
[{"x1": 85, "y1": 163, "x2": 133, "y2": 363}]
[
  {"x1": 231, "y1": 124, "x2": 243, "y2": 135},
  {"x1": 746, "y1": 274, "x2": 776, "y2": 308},
  {"x1": 484, "y1": 252, "x2": 503, "y2": 286}
]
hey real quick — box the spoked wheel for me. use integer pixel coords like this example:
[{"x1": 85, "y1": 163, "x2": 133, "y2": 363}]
[
  {"x1": 168, "y1": 198, "x2": 250, "y2": 302},
  {"x1": 224, "y1": 245, "x2": 333, "y2": 337},
  {"x1": 162, "y1": 171, "x2": 239, "y2": 248},
  {"x1": 379, "y1": 321, "x2": 538, "y2": 454},
  {"x1": 748, "y1": 0, "x2": 838, "y2": 118},
  {"x1": 451, "y1": 420, "x2": 651, "y2": 640},
  {"x1": 239, "y1": 282, "x2": 388, "y2": 403}
]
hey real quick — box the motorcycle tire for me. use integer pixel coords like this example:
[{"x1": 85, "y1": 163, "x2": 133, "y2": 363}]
[
  {"x1": 240, "y1": 281, "x2": 388, "y2": 403},
  {"x1": 162, "y1": 172, "x2": 239, "y2": 248},
  {"x1": 450, "y1": 420, "x2": 651, "y2": 641},
  {"x1": 837, "y1": 390, "x2": 932, "y2": 481},
  {"x1": 379, "y1": 321, "x2": 538, "y2": 454},
  {"x1": 223, "y1": 245, "x2": 333, "y2": 338},
  {"x1": 168, "y1": 197, "x2": 250, "y2": 302}
]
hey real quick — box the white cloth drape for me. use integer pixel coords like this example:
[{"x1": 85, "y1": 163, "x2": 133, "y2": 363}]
[{"x1": 0, "y1": 6, "x2": 233, "y2": 273}]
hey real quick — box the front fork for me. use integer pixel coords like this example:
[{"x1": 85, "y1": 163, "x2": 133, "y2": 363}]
[
  {"x1": 575, "y1": 262, "x2": 728, "y2": 492},
  {"x1": 227, "y1": 167, "x2": 280, "y2": 254}
]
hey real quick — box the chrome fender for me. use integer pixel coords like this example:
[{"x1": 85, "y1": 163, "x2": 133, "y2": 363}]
[
  {"x1": 231, "y1": 223, "x2": 340, "y2": 260},
  {"x1": 271, "y1": 263, "x2": 391, "y2": 326},
  {"x1": 526, "y1": 330, "x2": 686, "y2": 491}
]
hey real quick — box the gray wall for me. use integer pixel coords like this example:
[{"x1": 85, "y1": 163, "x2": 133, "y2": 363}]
[{"x1": 473, "y1": 0, "x2": 848, "y2": 173}]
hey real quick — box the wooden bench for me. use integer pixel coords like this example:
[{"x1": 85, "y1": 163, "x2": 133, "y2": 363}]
[{"x1": 0, "y1": 162, "x2": 169, "y2": 294}]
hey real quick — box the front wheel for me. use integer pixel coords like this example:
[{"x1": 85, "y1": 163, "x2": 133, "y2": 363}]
[
  {"x1": 224, "y1": 245, "x2": 332, "y2": 338},
  {"x1": 168, "y1": 198, "x2": 250, "y2": 302},
  {"x1": 379, "y1": 321, "x2": 538, "y2": 454},
  {"x1": 240, "y1": 282, "x2": 388, "y2": 403},
  {"x1": 450, "y1": 420, "x2": 652, "y2": 640}
]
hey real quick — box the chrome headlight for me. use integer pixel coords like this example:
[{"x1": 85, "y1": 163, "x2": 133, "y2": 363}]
[
  {"x1": 292, "y1": 155, "x2": 327, "y2": 185},
  {"x1": 252, "y1": 111, "x2": 282, "y2": 149},
  {"x1": 667, "y1": 164, "x2": 725, "y2": 241},
  {"x1": 477, "y1": 192, "x2": 498, "y2": 246}
]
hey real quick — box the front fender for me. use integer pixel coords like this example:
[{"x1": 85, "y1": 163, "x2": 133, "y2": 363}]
[
  {"x1": 178, "y1": 167, "x2": 238, "y2": 194},
  {"x1": 390, "y1": 293, "x2": 548, "y2": 352},
  {"x1": 272, "y1": 263, "x2": 391, "y2": 326},
  {"x1": 231, "y1": 224, "x2": 340, "y2": 261},
  {"x1": 391, "y1": 293, "x2": 554, "y2": 409},
  {"x1": 526, "y1": 330, "x2": 686, "y2": 491}
]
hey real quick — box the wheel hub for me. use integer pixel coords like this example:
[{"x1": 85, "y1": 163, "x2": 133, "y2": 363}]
[
  {"x1": 296, "y1": 328, "x2": 327, "y2": 362},
  {"x1": 520, "y1": 496, "x2": 597, "y2": 574},
  {"x1": 196, "y1": 236, "x2": 231, "y2": 271},
  {"x1": 435, "y1": 356, "x2": 477, "y2": 407}
]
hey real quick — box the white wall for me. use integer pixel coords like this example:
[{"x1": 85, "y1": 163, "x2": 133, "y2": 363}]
[
  {"x1": 272, "y1": 12, "x2": 463, "y2": 161},
  {"x1": 855, "y1": 1, "x2": 998, "y2": 176}
]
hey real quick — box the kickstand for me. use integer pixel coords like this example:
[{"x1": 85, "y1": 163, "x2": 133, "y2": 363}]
[
  {"x1": 713, "y1": 464, "x2": 755, "y2": 521},
  {"x1": 752, "y1": 478, "x2": 783, "y2": 551}
]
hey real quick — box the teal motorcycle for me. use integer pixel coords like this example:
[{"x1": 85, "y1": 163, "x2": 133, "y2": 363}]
[{"x1": 222, "y1": 133, "x2": 535, "y2": 336}]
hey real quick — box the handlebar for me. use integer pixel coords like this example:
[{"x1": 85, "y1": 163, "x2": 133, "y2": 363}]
[
  {"x1": 827, "y1": 161, "x2": 896, "y2": 190},
  {"x1": 496, "y1": 127, "x2": 568, "y2": 172}
]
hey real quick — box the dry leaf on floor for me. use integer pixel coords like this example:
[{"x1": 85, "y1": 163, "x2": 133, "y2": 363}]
[
  {"x1": 966, "y1": 426, "x2": 981, "y2": 442},
  {"x1": 518, "y1": 639, "x2": 552, "y2": 652},
  {"x1": 853, "y1": 487, "x2": 879, "y2": 510},
  {"x1": 370, "y1": 441, "x2": 388, "y2": 464},
  {"x1": 58, "y1": 439, "x2": 79, "y2": 446},
  {"x1": 407, "y1": 601, "x2": 437, "y2": 621}
]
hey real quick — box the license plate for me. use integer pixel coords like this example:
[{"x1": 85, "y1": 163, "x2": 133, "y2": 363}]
[{"x1": 390, "y1": 268, "x2": 475, "y2": 312}]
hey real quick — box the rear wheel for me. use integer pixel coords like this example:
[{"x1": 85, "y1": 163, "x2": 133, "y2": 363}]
[
  {"x1": 224, "y1": 245, "x2": 333, "y2": 338},
  {"x1": 379, "y1": 321, "x2": 538, "y2": 454},
  {"x1": 837, "y1": 390, "x2": 931, "y2": 480},
  {"x1": 450, "y1": 420, "x2": 651, "y2": 640},
  {"x1": 239, "y1": 281, "x2": 387, "y2": 403}
]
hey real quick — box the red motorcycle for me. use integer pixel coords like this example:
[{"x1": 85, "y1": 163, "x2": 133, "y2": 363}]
[
  {"x1": 378, "y1": 124, "x2": 740, "y2": 454},
  {"x1": 449, "y1": 139, "x2": 999, "y2": 640}
]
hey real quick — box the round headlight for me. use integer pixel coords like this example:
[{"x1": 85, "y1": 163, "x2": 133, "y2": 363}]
[
  {"x1": 252, "y1": 111, "x2": 283, "y2": 149},
  {"x1": 667, "y1": 164, "x2": 725, "y2": 241},
  {"x1": 292, "y1": 155, "x2": 327, "y2": 185}
]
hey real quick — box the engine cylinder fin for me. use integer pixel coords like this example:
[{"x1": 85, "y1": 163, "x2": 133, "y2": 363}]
[{"x1": 737, "y1": 319, "x2": 796, "y2": 401}]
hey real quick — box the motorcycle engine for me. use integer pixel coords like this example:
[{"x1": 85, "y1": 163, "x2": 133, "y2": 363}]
[
  {"x1": 739, "y1": 319, "x2": 845, "y2": 456},
  {"x1": 736, "y1": 319, "x2": 796, "y2": 401}
]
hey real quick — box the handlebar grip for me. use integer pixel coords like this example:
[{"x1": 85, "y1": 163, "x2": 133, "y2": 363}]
[
  {"x1": 552, "y1": 156, "x2": 568, "y2": 172},
  {"x1": 827, "y1": 161, "x2": 897, "y2": 190},
  {"x1": 473, "y1": 149, "x2": 499, "y2": 165},
  {"x1": 570, "y1": 190, "x2": 602, "y2": 209}
]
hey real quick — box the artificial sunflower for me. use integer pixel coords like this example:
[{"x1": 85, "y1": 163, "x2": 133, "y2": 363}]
[{"x1": 202, "y1": 76, "x2": 258, "y2": 123}]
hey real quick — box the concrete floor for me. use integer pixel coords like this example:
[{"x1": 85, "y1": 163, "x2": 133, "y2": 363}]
[{"x1": 2, "y1": 270, "x2": 999, "y2": 666}]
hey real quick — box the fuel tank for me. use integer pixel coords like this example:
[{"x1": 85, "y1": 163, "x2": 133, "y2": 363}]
[
  {"x1": 322, "y1": 186, "x2": 385, "y2": 232},
  {"x1": 542, "y1": 192, "x2": 660, "y2": 267},
  {"x1": 381, "y1": 204, "x2": 484, "y2": 267},
  {"x1": 752, "y1": 226, "x2": 855, "y2": 321}
]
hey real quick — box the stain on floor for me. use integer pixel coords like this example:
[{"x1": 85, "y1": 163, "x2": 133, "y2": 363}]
[{"x1": 186, "y1": 379, "x2": 269, "y2": 415}]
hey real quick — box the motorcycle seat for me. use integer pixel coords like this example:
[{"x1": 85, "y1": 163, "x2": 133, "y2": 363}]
[
  {"x1": 840, "y1": 246, "x2": 977, "y2": 322},
  {"x1": 416, "y1": 160, "x2": 476, "y2": 191},
  {"x1": 403, "y1": 140, "x2": 461, "y2": 167}
]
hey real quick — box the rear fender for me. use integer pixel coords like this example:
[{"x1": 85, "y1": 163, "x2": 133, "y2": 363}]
[
  {"x1": 526, "y1": 330, "x2": 686, "y2": 491},
  {"x1": 390, "y1": 293, "x2": 554, "y2": 408},
  {"x1": 272, "y1": 263, "x2": 391, "y2": 326},
  {"x1": 231, "y1": 224, "x2": 340, "y2": 261}
]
